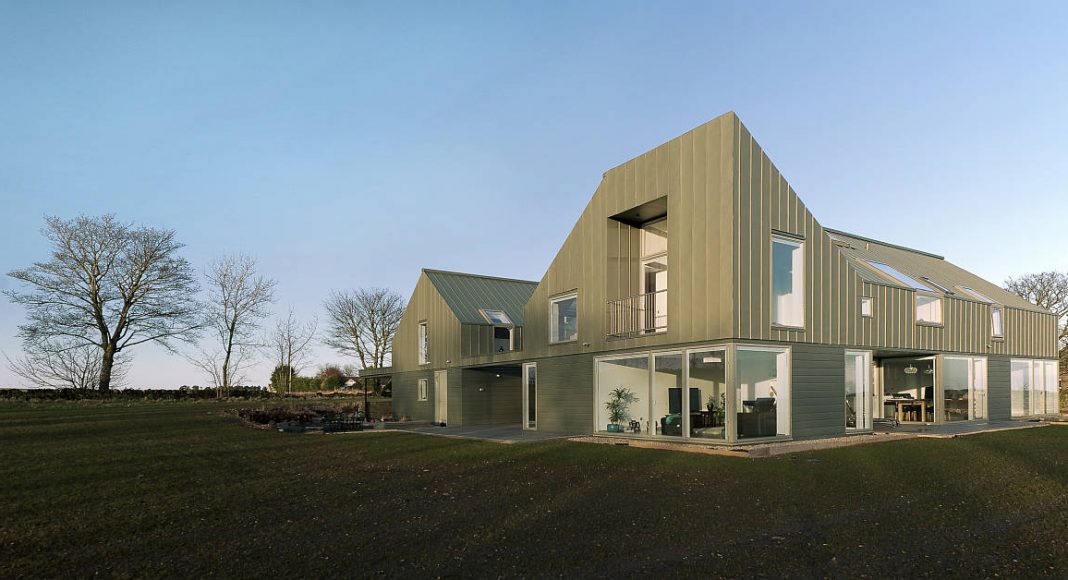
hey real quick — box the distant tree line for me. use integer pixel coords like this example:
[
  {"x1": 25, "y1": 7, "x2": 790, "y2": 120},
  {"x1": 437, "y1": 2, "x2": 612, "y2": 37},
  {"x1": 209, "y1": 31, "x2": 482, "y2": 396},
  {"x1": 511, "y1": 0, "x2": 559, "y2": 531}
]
[{"x1": 4, "y1": 214, "x2": 404, "y2": 394}]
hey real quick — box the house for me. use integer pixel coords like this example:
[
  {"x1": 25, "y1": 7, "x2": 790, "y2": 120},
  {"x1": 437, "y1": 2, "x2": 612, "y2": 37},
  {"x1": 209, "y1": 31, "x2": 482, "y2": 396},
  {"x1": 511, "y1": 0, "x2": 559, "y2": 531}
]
[{"x1": 366, "y1": 112, "x2": 1059, "y2": 443}]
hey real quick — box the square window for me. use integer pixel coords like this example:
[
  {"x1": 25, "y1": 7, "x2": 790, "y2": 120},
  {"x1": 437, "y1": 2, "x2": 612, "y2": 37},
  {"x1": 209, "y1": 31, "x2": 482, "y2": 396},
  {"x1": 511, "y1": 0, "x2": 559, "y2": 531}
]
[
  {"x1": 916, "y1": 294, "x2": 942, "y2": 324},
  {"x1": 860, "y1": 296, "x2": 873, "y2": 318}
]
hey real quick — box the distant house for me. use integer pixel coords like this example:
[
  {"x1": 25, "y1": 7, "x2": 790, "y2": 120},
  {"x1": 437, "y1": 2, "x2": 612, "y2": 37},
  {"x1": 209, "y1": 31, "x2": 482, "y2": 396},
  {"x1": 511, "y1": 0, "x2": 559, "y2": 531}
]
[{"x1": 363, "y1": 112, "x2": 1059, "y2": 443}]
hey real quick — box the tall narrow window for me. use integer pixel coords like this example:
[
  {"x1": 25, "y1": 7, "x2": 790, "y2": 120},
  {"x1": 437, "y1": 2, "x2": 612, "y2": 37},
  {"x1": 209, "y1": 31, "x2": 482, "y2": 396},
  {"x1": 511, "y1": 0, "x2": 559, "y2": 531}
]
[
  {"x1": 640, "y1": 219, "x2": 668, "y2": 333},
  {"x1": 771, "y1": 235, "x2": 804, "y2": 327},
  {"x1": 549, "y1": 292, "x2": 578, "y2": 343},
  {"x1": 417, "y1": 378, "x2": 428, "y2": 401},
  {"x1": 417, "y1": 321, "x2": 429, "y2": 365},
  {"x1": 991, "y1": 305, "x2": 1004, "y2": 338}
]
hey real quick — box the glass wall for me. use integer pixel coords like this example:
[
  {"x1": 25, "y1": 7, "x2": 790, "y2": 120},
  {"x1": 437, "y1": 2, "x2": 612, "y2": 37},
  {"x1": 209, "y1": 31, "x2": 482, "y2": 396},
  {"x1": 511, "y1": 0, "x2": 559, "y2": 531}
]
[
  {"x1": 1011, "y1": 360, "x2": 1031, "y2": 418},
  {"x1": 596, "y1": 356, "x2": 650, "y2": 433},
  {"x1": 652, "y1": 353, "x2": 684, "y2": 437},
  {"x1": 973, "y1": 358, "x2": 988, "y2": 420},
  {"x1": 1033, "y1": 363, "x2": 1047, "y2": 415},
  {"x1": 845, "y1": 351, "x2": 871, "y2": 430},
  {"x1": 881, "y1": 358, "x2": 934, "y2": 423},
  {"x1": 1045, "y1": 361, "x2": 1060, "y2": 416},
  {"x1": 736, "y1": 347, "x2": 790, "y2": 438},
  {"x1": 943, "y1": 356, "x2": 986, "y2": 422},
  {"x1": 943, "y1": 357, "x2": 970, "y2": 422},
  {"x1": 688, "y1": 349, "x2": 727, "y2": 440}
]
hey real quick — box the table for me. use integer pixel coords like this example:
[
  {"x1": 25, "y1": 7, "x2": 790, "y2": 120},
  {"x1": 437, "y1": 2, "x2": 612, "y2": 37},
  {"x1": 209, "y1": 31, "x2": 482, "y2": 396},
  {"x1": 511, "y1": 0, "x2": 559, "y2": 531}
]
[{"x1": 884, "y1": 397, "x2": 932, "y2": 422}]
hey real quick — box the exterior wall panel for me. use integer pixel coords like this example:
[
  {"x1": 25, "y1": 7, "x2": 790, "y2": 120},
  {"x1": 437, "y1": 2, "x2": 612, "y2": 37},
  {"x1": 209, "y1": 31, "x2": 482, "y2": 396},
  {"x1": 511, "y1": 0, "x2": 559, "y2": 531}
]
[{"x1": 791, "y1": 344, "x2": 847, "y2": 440}]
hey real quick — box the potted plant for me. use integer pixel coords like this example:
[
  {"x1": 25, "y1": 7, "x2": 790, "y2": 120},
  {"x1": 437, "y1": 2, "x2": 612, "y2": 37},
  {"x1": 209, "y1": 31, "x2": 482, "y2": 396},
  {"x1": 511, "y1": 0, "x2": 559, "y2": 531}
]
[{"x1": 605, "y1": 387, "x2": 639, "y2": 433}]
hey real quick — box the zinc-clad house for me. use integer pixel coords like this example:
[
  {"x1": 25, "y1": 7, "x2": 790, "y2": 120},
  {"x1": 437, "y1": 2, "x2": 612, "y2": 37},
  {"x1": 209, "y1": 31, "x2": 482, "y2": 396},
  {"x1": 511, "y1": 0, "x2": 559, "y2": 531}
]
[{"x1": 370, "y1": 111, "x2": 1059, "y2": 443}]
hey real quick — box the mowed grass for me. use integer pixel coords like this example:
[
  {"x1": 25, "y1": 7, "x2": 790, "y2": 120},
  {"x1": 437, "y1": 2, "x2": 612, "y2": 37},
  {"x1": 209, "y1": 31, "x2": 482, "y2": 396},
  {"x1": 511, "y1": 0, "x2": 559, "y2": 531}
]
[{"x1": 3, "y1": 402, "x2": 1068, "y2": 578}]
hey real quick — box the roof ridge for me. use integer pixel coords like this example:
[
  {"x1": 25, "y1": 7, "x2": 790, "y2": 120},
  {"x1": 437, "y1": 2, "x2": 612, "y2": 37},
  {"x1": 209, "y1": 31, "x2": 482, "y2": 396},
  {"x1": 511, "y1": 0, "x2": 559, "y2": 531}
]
[
  {"x1": 825, "y1": 228, "x2": 944, "y2": 260},
  {"x1": 422, "y1": 268, "x2": 538, "y2": 286}
]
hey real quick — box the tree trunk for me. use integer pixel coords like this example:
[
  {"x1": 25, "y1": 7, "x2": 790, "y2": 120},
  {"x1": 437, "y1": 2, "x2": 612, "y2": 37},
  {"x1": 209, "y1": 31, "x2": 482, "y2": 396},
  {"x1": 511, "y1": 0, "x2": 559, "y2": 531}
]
[{"x1": 98, "y1": 345, "x2": 115, "y2": 392}]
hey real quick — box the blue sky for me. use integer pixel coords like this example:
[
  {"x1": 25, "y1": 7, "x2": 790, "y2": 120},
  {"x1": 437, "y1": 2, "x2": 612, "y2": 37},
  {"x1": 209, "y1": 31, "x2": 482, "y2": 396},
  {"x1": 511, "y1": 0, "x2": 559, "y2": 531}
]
[{"x1": 2, "y1": 1, "x2": 1066, "y2": 387}]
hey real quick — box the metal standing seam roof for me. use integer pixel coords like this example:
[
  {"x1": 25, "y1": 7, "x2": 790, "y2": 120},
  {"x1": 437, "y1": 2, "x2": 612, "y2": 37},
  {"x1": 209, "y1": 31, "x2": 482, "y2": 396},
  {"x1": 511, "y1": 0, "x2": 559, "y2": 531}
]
[
  {"x1": 422, "y1": 269, "x2": 538, "y2": 326},
  {"x1": 825, "y1": 229, "x2": 1047, "y2": 313}
]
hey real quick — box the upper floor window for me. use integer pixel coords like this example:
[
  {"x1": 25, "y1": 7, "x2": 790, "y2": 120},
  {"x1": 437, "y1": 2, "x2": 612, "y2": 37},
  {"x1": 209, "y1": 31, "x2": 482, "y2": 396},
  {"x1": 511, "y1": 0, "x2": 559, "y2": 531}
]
[
  {"x1": 991, "y1": 305, "x2": 1004, "y2": 338},
  {"x1": 860, "y1": 296, "x2": 873, "y2": 318},
  {"x1": 916, "y1": 294, "x2": 942, "y2": 325},
  {"x1": 550, "y1": 292, "x2": 578, "y2": 343},
  {"x1": 418, "y1": 321, "x2": 429, "y2": 364},
  {"x1": 957, "y1": 287, "x2": 1003, "y2": 337},
  {"x1": 771, "y1": 235, "x2": 804, "y2": 327},
  {"x1": 641, "y1": 219, "x2": 668, "y2": 333}
]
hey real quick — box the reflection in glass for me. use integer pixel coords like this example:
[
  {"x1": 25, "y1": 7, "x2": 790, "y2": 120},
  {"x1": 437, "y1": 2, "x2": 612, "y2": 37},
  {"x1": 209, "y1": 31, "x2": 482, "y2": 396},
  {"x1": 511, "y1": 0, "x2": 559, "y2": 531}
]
[
  {"x1": 736, "y1": 348, "x2": 790, "y2": 438},
  {"x1": 653, "y1": 354, "x2": 684, "y2": 437},
  {"x1": 689, "y1": 350, "x2": 727, "y2": 439},
  {"x1": 597, "y1": 356, "x2": 650, "y2": 434},
  {"x1": 1011, "y1": 360, "x2": 1030, "y2": 417},
  {"x1": 943, "y1": 357, "x2": 970, "y2": 422}
]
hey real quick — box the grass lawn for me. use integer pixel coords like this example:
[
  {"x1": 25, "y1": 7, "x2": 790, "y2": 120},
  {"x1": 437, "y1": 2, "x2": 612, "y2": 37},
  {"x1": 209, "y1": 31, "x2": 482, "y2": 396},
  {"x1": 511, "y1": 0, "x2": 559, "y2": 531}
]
[{"x1": 3, "y1": 401, "x2": 1068, "y2": 578}]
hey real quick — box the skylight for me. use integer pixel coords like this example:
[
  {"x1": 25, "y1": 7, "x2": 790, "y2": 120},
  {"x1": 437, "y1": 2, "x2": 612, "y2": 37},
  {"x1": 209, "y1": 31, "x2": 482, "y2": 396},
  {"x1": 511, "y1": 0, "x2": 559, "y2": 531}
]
[
  {"x1": 480, "y1": 308, "x2": 513, "y2": 326},
  {"x1": 921, "y1": 277, "x2": 954, "y2": 295},
  {"x1": 958, "y1": 286, "x2": 995, "y2": 303},
  {"x1": 864, "y1": 260, "x2": 934, "y2": 292}
]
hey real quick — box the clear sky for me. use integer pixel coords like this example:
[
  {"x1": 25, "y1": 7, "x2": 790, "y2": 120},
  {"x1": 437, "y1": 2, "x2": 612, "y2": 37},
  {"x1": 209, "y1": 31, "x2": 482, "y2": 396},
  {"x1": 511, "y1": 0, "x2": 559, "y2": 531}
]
[{"x1": 2, "y1": 1, "x2": 1067, "y2": 388}]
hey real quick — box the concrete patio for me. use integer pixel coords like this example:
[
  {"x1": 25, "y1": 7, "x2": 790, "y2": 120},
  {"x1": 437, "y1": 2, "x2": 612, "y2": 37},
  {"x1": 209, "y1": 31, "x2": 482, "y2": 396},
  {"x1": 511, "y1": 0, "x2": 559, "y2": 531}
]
[
  {"x1": 873, "y1": 419, "x2": 1049, "y2": 438},
  {"x1": 385, "y1": 422, "x2": 579, "y2": 444}
]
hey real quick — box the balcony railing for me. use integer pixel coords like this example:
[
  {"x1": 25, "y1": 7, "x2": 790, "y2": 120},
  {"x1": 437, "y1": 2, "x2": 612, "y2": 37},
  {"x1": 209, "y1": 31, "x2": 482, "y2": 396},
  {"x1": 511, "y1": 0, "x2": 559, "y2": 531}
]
[{"x1": 606, "y1": 290, "x2": 667, "y2": 339}]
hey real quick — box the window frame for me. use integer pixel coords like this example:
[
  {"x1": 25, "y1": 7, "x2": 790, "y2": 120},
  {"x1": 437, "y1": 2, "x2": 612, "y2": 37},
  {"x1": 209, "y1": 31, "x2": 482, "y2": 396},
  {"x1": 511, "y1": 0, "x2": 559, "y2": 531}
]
[
  {"x1": 479, "y1": 308, "x2": 514, "y2": 327},
  {"x1": 859, "y1": 296, "x2": 873, "y2": 318},
  {"x1": 417, "y1": 378, "x2": 428, "y2": 401},
  {"x1": 915, "y1": 293, "x2": 943, "y2": 326},
  {"x1": 770, "y1": 234, "x2": 805, "y2": 329},
  {"x1": 549, "y1": 291, "x2": 579, "y2": 344},
  {"x1": 991, "y1": 305, "x2": 1004, "y2": 338},
  {"x1": 417, "y1": 321, "x2": 429, "y2": 365}
]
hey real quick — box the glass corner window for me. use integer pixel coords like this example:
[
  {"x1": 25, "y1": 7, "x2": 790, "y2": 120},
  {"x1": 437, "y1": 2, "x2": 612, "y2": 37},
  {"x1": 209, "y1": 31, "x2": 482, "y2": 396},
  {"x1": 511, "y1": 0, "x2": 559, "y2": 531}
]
[
  {"x1": 550, "y1": 292, "x2": 578, "y2": 343},
  {"x1": 771, "y1": 235, "x2": 804, "y2": 327}
]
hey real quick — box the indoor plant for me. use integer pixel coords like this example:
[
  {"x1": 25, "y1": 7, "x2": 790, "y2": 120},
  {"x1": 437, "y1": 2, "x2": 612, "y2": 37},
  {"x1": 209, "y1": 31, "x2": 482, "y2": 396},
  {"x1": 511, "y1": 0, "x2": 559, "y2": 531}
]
[{"x1": 605, "y1": 387, "x2": 639, "y2": 433}]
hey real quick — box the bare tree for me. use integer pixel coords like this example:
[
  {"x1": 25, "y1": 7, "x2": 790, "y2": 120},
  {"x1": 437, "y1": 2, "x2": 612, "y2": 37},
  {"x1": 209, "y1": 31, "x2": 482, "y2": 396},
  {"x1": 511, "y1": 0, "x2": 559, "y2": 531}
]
[
  {"x1": 265, "y1": 308, "x2": 317, "y2": 393},
  {"x1": 189, "y1": 255, "x2": 276, "y2": 395},
  {"x1": 5, "y1": 340, "x2": 128, "y2": 390},
  {"x1": 322, "y1": 288, "x2": 404, "y2": 370},
  {"x1": 1005, "y1": 271, "x2": 1068, "y2": 355},
  {"x1": 5, "y1": 215, "x2": 199, "y2": 391}
]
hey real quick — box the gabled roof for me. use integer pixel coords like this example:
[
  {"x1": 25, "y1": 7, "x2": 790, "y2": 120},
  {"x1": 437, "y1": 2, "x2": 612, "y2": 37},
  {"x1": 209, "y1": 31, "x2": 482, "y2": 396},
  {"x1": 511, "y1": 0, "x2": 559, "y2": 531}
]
[
  {"x1": 422, "y1": 269, "x2": 538, "y2": 326},
  {"x1": 825, "y1": 229, "x2": 1045, "y2": 313}
]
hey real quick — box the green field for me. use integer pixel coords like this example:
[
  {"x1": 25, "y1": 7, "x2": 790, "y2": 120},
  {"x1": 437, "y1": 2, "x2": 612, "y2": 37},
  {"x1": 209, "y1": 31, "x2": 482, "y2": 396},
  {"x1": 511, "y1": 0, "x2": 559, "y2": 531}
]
[{"x1": 3, "y1": 400, "x2": 1068, "y2": 578}]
